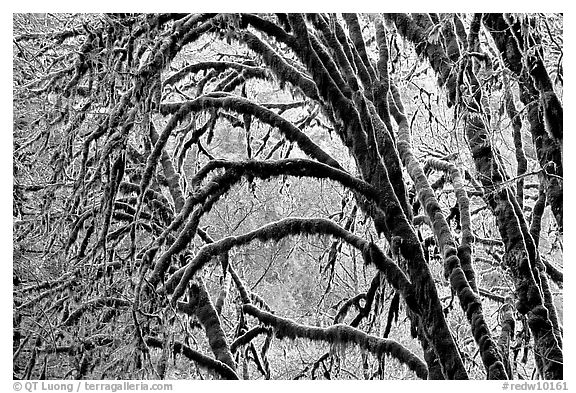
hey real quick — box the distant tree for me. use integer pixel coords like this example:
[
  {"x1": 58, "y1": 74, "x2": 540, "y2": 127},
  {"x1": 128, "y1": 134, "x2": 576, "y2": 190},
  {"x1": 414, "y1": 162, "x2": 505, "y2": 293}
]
[{"x1": 13, "y1": 13, "x2": 563, "y2": 380}]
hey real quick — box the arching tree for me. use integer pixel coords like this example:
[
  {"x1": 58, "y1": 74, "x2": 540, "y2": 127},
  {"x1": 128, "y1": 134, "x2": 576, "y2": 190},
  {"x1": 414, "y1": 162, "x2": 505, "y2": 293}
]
[{"x1": 13, "y1": 13, "x2": 562, "y2": 380}]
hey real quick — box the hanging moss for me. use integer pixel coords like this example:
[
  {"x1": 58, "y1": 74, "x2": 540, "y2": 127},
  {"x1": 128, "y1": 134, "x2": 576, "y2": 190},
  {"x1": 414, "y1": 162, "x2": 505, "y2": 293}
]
[{"x1": 243, "y1": 304, "x2": 428, "y2": 379}]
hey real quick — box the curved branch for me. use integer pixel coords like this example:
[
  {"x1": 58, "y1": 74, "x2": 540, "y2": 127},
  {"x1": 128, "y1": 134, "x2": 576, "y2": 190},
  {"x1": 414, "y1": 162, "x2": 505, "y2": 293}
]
[
  {"x1": 163, "y1": 217, "x2": 413, "y2": 310},
  {"x1": 243, "y1": 304, "x2": 428, "y2": 379},
  {"x1": 160, "y1": 93, "x2": 341, "y2": 169},
  {"x1": 230, "y1": 326, "x2": 269, "y2": 353}
]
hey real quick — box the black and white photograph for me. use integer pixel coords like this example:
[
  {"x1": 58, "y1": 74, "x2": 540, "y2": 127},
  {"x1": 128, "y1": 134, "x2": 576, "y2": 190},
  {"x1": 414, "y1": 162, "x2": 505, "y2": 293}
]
[{"x1": 11, "y1": 11, "x2": 565, "y2": 384}]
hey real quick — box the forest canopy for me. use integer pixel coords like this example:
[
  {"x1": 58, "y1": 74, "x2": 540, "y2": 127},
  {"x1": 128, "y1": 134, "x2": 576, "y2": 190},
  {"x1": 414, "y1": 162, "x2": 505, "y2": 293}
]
[{"x1": 12, "y1": 13, "x2": 563, "y2": 380}]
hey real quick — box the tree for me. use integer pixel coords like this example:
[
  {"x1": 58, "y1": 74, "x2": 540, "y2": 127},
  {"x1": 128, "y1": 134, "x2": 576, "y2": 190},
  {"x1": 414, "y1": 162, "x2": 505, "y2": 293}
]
[{"x1": 13, "y1": 13, "x2": 563, "y2": 380}]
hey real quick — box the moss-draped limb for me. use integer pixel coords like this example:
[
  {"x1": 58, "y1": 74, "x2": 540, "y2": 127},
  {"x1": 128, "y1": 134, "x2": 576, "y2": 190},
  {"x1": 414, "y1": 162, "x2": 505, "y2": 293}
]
[
  {"x1": 164, "y1": 61, "x2": 267, "y2": 87},
  {"x1": 243, "y1": 304, "x2": 428, "y2": 380},
  {"x1": 230, "y1": 326, "x2": 269, "y2": 353},
  {"x1": 504, "y1": 89, "x2": 528, "y2": 210},
  {"x1": 308, "y1": 33, "x2": 354, "y2": 100},
  {"x1": 285, "y1": 14, "x2": 413, "y2": 235},
  {"x1": 149, "y1": 120, "x2": 185, "y2": 213},
  {"x1": 497, "y1": 303, "x2": 516, "y2": 378},
  {"x1": 520, "y1": 84, "x2": 563, "y2": 232},
  {"x1": 308, "y1": 14, "x2": 361, "y2": 93},
  {"x1": 164, "y1": 217, "x2": 413, "y2": 306},
  {"x1": 483, "y1": 14, "x2": 562, "y2": 231},
  {"x1": 62, "y1": 297, "x2": 131, "y2": 327},
  {"x1": 160, "y1": 93, "x2": 341, "y2": 169},
  {"x1": 373, "y1": 18, "x2": 395, "y2": 134},
  {"x1": 465, "y1": 111, "x2": 563, "y2": 379},
  {"x1": 342, "y1": 14, "x2": 377, "y2": 83},
  {"x1": 182, "y1": 279, "x2": 236, "y2": 371},
  {"x1": 148, "y1": 157, "x2": 388, "y2": 286},
  {"x1": 385, "y1": 13, "x2": 456, "y2": 105},
  {"x1": 240, "y1": 31, "x2": 320, "y2": 101},
  {"x1": 389, "y1": 85, "x2": 506, "y2": 379},
  {"x1": 148, "y1": 190, "x2": 227, "y2": 287},
  {"x1": 389, "y1": 12, "x2": 562, "y2": 378},
  {"x1": 286, "y1": 15, "x2": 359, "y2": 134},
  {"x1": 145, "y1": 336, "x2": 238, "y2": 379},
  {"x1": 164, "y1": 158, "x2": 408, "y2": 245},
  {"x1": 482, "y1": 14, "x2": 562, "y2": 143},
  {"x1": 144, "y1": 109, "x2": 340, "y2": 278},
  {"x1": 425, "y1": 157, "x2": 476, "y2": 292},
  {"x1": 370, "y1": 23, "x2": 412, "y2": 217}
]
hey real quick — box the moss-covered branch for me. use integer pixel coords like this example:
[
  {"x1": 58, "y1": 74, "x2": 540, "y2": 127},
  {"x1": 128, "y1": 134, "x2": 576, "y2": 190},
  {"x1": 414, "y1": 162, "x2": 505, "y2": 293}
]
[
  {"x1": 497, "y1": 304, "x2": 516, "y2": 378},
  {"x1": 504, "y1": 90, "x2": 528, "y2": 209},
  {"x1": 62, "y1": 297, "x2": 131, "y2": 327},
  {"x1": 164, "y1": 217, "x2": 413, "y2": 308},
  {"x1": 243, "y1": 304, "x2": 428, "y2": 379},
  {"x1": 389, "y1": 84, "x2": 506, "y2": 379},
  {"x1": 145, "y1": 336, "x2": 238, "y2": 379},
  {"x1": 160, "y1": 93, "x2": 341, "y2": 169},
  {"x1": 230, "y1": 326, "x2": 269, "y2": 353},
  {"x1": 483, "y1": 14, "x2": 562, "y2": 232},
  {"x1": 483, "y1": 14, "x2": 562, "y2": 143},
  {"x1": 385, "y1": 13, "x2": 456, "y2": 105},
  {"x1": 425, "y1": 157, "x2": 476, "y2": 292},
  {"x1": 164, "y1": 61, "x2": 268, "y2": 87},
  {"x1": 181, "y1": 279, "x2": 236, "y2": 371}
]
